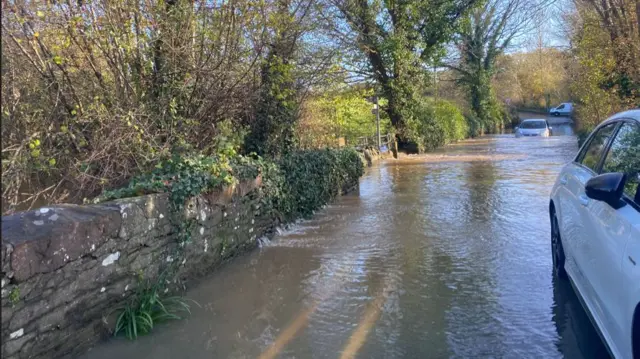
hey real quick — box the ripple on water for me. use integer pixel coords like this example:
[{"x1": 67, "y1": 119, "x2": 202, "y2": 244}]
[{"x1": 80, "y1": 133, "x2": 609, "y2": 359}]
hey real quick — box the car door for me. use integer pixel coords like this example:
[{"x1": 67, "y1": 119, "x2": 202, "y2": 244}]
[
  {"x1": 582, "y1": 121, "x2": 640, "y2": 358},
  {"x1": 559, "y1": 122, "x2": 618, "y2": 295}
]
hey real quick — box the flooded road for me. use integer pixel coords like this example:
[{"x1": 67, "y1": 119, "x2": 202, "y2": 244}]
[{"x1": 83, "y1": 129, "x2": 610, "y2": 359}]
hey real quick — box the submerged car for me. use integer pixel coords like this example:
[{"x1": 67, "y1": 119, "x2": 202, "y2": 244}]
[
  {"x1": 515, "y1": 119, "x2": 552, "y2": 137},
  {"x1": 549, "y1": 109, "x2": 640, "y2": 359}
]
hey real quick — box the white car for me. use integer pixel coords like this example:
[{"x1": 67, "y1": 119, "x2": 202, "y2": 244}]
[
  {"x1": 550, "y1": 102, "x2": 574, "y2": 116},
  {"x1": 515, "y1": 119, "x2": 552, "y2": 137},
  {"x1": 549, "y1": 109, "x2": 640, "y2": 359}
]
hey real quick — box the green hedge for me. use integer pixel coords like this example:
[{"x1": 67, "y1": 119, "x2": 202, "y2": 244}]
[
  {"x1": 96, "y1": 148, "x2": 364, "y2": 224},
  {"x1": 275, "y1": 148, "x2": 364, "y2": 220}
]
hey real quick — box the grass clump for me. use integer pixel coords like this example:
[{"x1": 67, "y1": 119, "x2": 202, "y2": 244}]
[{"x1": 114, "y1": 279, "x2": 193, "y2": 340}]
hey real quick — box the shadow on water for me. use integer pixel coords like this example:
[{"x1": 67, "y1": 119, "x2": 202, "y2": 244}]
[{"x1": 81, "y1": 130, "x2": 610, "y2": 359}]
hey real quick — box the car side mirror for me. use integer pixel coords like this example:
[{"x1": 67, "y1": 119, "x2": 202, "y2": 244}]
[
  {"x1": 514, "y1": 126, "x2": 519, "y2": 131},
  {"x1": 548, "y1": 126, "x2": 553, "y2": 130},
  {"x1": 585, "y1": 172, "x2": 627, "y2": 208}
]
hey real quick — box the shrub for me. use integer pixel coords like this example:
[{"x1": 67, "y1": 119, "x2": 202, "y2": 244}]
[
  {"x1": 277, "y1": 148, "x2": 364, "y2": 220},
  {"x1": 433, "y1": 100, "x2": 469, "y2": 144},
  {"x1": 93, "y1": 153, "x2": 234, "y2": 208},
  {"x1": 464, "y1": 111, "x2": 483, "y2": 137},
  {"x1": 403, "y1": 99, "x2": 470, "y2": 152}
]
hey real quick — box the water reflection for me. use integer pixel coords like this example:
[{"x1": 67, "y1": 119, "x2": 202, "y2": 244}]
[
  {"x1": 82, "y1": 131, "x2": 609, "y2": 359},
  {"x1": 552, "y1": 277, "x2": 610, "y2": 359}
]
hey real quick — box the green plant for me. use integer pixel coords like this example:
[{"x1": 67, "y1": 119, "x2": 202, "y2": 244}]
[
  {"x1": 9, "y1": 287, "x2": 19, "y2": 305},
  {"x1": 433, "y1": 99, "x2": 469, "y2": 144},
  {"x1": 114, "y1": 278, "x2": 192, "y2": 340},
  {"x1": 404, "y1": 101, "x2": 445, "y2": 152},
  {"x1": 276, "y1": 148, "x2": 363, "y2": 220}
]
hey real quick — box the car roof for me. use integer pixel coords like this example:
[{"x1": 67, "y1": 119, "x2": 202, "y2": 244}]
[
  {"x1": 521, "y1": 119, "x2": 547, "y2": 122},
  {"x1": 606, "y1": 109, "x2": 640, "y2": 123}
]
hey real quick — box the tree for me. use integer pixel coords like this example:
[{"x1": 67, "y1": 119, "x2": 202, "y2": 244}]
[
  {"x1": 447, "y1": 0, "x2": 534, "y2": 133},
  {"x1": 244, "y1": 0, "x2": 318, "y2": 157},
  {"x1": 565, "y1": 1, "x2": 639, "y2": 135},
  {"x1": 326, "y1": 0, "x2": 478, "y2": 138},
  {"x1": 573, "y1": 0, "x2": 640, "y2": 105},
  {"x1": 492, "y1": 49, "x2": 571, "y2": 111}
]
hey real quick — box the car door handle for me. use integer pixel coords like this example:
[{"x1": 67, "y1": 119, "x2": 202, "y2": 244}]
[
  {"x1": 560, "y1": 176, "x2": 568, "y2": 185},
  {"x1": 579, "y1": 194, "x2": 590, "y2": 207}
]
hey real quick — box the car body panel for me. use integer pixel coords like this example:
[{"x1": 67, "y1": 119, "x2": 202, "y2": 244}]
[
  {"x1": 550, "y1": 102, "x2": 574, "y2": 116},
  {"x1": 550, "y1": 109, "x2": 640, "y2": 359}
]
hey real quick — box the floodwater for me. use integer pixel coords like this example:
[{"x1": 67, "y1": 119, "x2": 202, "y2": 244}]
[{"x1": 82, "y1": 126, "x2": 610, "y2": 359}]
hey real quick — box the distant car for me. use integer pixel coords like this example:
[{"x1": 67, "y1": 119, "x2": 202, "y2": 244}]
[
  {"x1": 550, "y1": 102, "x2": 574, "y2": 116},
  {"x1": 549, "y1": 109, "x2": 640, "y2": 359},
  {"x1": 515, "y1": 119, "x2": 552, "y2": 138}
]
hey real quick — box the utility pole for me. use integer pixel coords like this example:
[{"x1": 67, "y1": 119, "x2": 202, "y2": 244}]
[
  {"x1": 375, "y1": 95, "x2": 381, "y2": 149},
  {"x1": 367, "y1": 94, "x2": 381, "y2": 150},
  {"x1": 434, "y1": 64, "x2": 438, "y2": 101}
]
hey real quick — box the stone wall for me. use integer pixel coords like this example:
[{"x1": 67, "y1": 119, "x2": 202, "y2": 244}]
[{"x1": 0, "y1": 177, "x2": 276, "y2": 359}]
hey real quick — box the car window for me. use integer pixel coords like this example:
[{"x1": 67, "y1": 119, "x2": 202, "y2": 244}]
[
  {"x1": 601, "y1": 122, "x2": 640, "y2": 203},
  {"x1": 520, "y1": 121, "x2": 546, "y2": 129},
  {"x1": 577, "y1": 123, "x2": 617, "y2": 172},
  {"x1": 557, "y1": 104, "x2": 565, "y2": 110}
]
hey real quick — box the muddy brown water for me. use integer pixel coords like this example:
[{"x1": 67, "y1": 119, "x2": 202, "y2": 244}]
[{"x1": 82, "y1": 128, "x2": 610, "y2": 359}]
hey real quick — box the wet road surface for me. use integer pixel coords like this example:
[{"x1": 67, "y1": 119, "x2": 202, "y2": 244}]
[{"x1": 82, "y1": 128, "x2": 610, "y2": 359}]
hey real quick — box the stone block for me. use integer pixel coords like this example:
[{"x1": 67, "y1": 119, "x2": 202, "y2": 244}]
[{"x1": 2, "y1": 205, "x2": 121, "y2": 282}]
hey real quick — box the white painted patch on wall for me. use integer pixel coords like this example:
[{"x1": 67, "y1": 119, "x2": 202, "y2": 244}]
[
  {"x1": 200, "y1": 210, "x2": 206, "y2": 221},
  {"x1": 166, "y1": 256, "x2": 173, "y2": 263},
  {"x1": 159, "y1": 213, "x2": 164, "y2": 219},
  {"x1": 199, "y1": 227, "x2": 204, "y2": 235},
  {"x1": 204, "y1": 240, "x2": 208, "y2": 253},
  {"x1": 9, "y1": 328, "x2": 24, "y2": 339},
  {"x1": 124, "y1": 285, "x2": 129, "y2": 291},
  {"x1": 251, "y1": 219, "x2": 255, "y2": 224},
  {"x1": 100, "y1": 287, "x2": 106, "y2": 293},
  {"x1": 33, "y1": 220, "x2": 44, "y2": 226},
  {"x1": 40, "y1": 208, "x2": 50, "y2": 214},
  {"x1": 90, "y1": 244, "x2": 96, "y2": 252},
  {"x1": 48, "y1": 214, "x2": 59, "y2": 221},
  {"x1": 120, "y1": 203, "x2": 131, "y2": 218},
  {"x1": 223, "y1": 212, "x2": 228, "y2": 217},
  {"x1": 101, "y1": 252, "x2": 120, "y2": 266}
]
